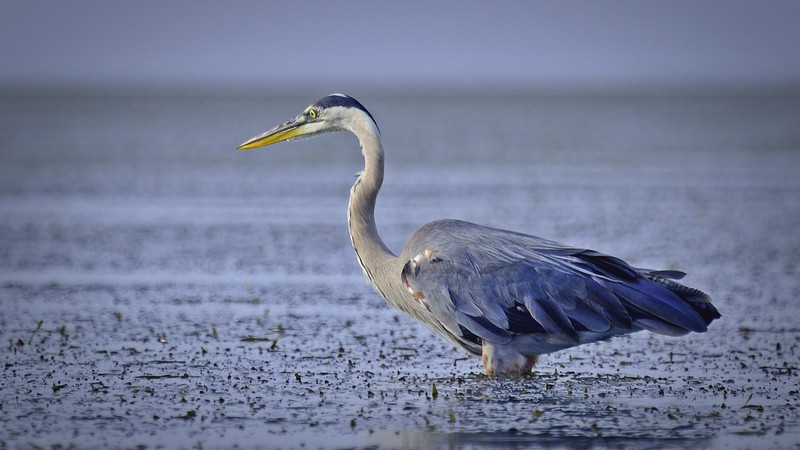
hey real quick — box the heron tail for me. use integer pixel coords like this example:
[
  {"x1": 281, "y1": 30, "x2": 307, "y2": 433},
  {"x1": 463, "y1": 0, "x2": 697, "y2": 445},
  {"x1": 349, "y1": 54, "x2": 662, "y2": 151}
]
[{"x1": 642, "y1": 270, "x2": 721, "y2": 326}]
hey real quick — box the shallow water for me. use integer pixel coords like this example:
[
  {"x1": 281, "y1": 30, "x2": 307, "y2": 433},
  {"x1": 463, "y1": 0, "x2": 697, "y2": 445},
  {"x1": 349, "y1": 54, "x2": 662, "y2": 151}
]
[{"x1": 1, "y1": 92, "x2": 799, "y2": 449}]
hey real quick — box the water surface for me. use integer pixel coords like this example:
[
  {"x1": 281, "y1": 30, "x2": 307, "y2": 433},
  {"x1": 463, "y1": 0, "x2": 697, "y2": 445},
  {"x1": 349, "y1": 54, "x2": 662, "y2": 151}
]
[{"x1": 1, "y1": 92, "x2": 799, "y2": 449}]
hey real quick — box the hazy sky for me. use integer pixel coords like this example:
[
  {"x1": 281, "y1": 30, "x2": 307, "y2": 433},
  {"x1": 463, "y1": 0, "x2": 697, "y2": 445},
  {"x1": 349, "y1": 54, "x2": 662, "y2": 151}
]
[{"x1": 1, "y1": 0, "x2": 799, "y2": 92}]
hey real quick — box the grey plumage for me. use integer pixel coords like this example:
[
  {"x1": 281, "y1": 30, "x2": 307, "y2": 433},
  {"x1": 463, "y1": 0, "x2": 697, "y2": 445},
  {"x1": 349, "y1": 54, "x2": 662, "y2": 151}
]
[
  {"x1": 238, "y1": 94, "x2": 720, "y2": 375},
  {"x1": 399, "y1": 220, "x2": 717, "y2": 358}
]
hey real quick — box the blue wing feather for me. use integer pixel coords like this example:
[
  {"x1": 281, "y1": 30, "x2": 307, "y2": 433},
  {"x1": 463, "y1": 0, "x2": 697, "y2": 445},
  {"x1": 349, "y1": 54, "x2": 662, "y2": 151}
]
[
  {"x1": 522, "y1": 292, "x2": 580, "y2": 344},
  {"x1": 399, "y1": 219, "x2": 719, "y2": 355}
]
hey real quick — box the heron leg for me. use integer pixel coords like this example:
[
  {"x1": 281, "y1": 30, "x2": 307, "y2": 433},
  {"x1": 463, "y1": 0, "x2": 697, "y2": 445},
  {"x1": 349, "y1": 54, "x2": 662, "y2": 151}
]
[{"x1": 481, "y1": 341, "x2": 538, "y2": 375}]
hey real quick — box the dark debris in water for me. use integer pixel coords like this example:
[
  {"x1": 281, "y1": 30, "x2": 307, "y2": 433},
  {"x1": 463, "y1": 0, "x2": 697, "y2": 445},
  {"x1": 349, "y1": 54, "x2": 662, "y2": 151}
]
[
  {"x1": 2, "y1": 94, "x2": 800, "y2": 448},
  {"x1": 1, "y1": 281, "x2": 799, "y2": 448}
]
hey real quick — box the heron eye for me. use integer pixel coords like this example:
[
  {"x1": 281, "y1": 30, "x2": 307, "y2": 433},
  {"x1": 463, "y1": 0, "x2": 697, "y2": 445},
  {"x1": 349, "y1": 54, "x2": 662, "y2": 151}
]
[{"x1": 308, "y1": 109, "x2": 318, "y2": 119}]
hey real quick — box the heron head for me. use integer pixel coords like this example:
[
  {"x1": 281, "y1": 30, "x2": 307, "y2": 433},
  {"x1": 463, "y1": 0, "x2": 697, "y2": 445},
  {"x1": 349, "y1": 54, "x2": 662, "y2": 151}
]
[{"x1": 236, "y1": 94, "x2": 379, "y2": 150}]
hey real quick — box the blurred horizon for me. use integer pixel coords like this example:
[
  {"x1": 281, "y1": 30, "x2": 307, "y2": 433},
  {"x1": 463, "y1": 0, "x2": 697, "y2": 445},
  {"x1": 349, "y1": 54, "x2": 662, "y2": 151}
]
[{"x1": 2, "y1": 0, "x2": 799, "y2": 96}]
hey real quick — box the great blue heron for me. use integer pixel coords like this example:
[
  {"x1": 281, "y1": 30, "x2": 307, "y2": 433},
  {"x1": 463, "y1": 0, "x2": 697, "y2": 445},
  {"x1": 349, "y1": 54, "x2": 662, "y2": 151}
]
[{"x1": 237, "y1": 94, "x2": 720, "y2": 375}]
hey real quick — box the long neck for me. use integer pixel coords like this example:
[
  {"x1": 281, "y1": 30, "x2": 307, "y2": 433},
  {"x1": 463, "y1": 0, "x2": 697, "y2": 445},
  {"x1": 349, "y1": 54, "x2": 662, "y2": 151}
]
[{"x1": 347, "y1": 126, "x2": 397, "y2": 296}]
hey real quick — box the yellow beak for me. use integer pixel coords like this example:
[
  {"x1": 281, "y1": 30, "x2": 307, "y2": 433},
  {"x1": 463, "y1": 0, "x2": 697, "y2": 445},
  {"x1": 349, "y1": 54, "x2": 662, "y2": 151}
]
[{"x1": 236, "y1": 118, "x2": 305, "y2": 150}]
